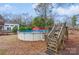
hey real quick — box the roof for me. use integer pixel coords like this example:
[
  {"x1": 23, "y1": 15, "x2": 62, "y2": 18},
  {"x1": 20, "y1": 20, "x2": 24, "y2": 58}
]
[{"x1": 4, "y1": 22, "x2": 19, "y2": 24}]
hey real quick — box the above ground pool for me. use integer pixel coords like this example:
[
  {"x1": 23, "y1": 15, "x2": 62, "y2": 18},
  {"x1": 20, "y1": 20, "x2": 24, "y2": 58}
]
[
  {"x1": 17, "y1": 30, "x2": 48, "y2": 41},
  {"x1": 19, "y1": 30, "x2": 48, "y2": 33}
]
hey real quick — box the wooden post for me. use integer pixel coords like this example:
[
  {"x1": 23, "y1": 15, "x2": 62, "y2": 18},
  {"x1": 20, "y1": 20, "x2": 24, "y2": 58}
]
[{"x1": 65, "y1": 26, "x2": 68, "y2": 40}]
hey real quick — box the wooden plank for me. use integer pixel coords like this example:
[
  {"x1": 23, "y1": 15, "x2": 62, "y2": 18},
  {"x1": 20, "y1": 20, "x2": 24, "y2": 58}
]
[
  {"x1": 46, "y1": 49, "x2": 57, "y2": 54},
  {"x1": 47, "y1": 47, "x2": 57, "y2": 53},
  {"x1": 48, "y1": 41, "x2": 57, "y2": 45},
  {"x1": 48, "y1": 44, "x2": 57, "y2": 48}
]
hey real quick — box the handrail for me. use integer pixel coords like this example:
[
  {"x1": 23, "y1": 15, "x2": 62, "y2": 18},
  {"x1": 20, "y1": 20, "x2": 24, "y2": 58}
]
[
  {"x1": 48, "y1": 24, "x2": 56, "y2": 36},
  {"x1": 57, "y1": 24, "x2": 65, "y2": 40}
]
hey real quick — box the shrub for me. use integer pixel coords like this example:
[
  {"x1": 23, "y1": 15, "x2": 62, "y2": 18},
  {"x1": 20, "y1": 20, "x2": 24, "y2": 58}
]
[
  {"x1": 12, "y1": 26, "x2": 18, "y2": 33},
  {"x1": 19, "y1": 26, "x2": 32, "y2": 31}
]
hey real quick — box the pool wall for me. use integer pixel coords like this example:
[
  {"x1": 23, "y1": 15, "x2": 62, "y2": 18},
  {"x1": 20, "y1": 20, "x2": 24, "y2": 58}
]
[{"x1": 17, "y1": 30, "x2": 48, "y2": 41}]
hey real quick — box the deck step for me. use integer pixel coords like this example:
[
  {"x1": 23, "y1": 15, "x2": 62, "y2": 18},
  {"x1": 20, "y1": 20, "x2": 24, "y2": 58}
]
[
  {"x1": 48, "y1": 43, "x2": 57, "y2": 48},
  {"x1": 46, "y1": 49, "x2": 57, "y2": 55},
  {"x1": 48, "y1": 39, "x2": 57, "y2": 42},
  {"x1": 48, "y1": 42, "x2": 57, "y2": 45},
  {"x1": 47, "y1": 47, "x2": 57, "y2": 53}
]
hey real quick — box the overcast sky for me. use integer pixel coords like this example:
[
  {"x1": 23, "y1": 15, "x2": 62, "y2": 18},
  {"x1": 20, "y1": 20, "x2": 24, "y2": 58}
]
[{"x1": 0, "y1": 3, "x2": 79, "y2": 17}]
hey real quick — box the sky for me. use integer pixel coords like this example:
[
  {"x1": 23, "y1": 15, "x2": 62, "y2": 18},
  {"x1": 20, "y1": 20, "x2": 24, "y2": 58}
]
[
  {"x1": 0, "y1": 3, "x2": 36, "y2": 17},
  {"x1": 0, "y1": 3, "x2": 79, "y2": 17},
  {"x1": 53, "y1": 3, "x2": 79, "y2": 16}
]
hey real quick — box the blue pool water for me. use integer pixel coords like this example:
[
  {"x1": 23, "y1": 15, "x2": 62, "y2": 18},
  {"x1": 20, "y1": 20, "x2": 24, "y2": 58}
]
[{"x1": 19, "y1": 30, "x2": 48, "y2": 33}]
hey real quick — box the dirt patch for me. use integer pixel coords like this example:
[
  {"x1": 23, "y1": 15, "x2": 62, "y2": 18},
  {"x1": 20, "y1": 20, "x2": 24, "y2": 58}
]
[
  {"x1": 1, "y1": 30, "x2": 79, "y2": 55},
  {"x1": 0, "y1": 35, "x2": 47, "y2": 55},
  {"x1": 61, "y1": 30, "x2": 79, "y2": 55}
]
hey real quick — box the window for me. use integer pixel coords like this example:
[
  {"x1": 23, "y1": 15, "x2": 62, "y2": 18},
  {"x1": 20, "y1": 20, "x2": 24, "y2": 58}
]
[{"x1": 11, "y1": 25, "x2": 14, "y2": 26}]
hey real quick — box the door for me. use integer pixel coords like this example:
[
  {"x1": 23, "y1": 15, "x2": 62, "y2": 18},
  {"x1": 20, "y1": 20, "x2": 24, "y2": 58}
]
[{"x1": 7, "y1": 27, "x2": 11, "y2": 32}]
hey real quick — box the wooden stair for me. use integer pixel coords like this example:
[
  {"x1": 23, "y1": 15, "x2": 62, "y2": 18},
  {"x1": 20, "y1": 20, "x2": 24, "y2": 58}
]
[{"x1": 45, "y1": 23, "x2": 68, "y2": 55}]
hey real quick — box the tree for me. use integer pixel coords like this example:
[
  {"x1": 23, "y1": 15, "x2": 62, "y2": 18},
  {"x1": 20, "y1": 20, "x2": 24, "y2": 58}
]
[
  {"x1": 2, "y1": 14, "x2": 24, "y2": 26},
  {"x1": 47, "y1": 18, "x2": 54, "y2": 28},
  {"x1": 12, "y1": 15, "x2": 25, "y2": 26},
  {"x1": 71, "y1": 15, "x2": 77, "y2": 28},
  {"x1": 12, "y1": 26, "x2": 18, "y2": 33},
  {"x1": 0, "y1": 15, "x2": 5, "y2": 31},
  {"x1": 34, "y1": 3, "x2": 54, "y2": 29},
  {"x1": 34, "y1": 3, "x2": 53, "y2": 18},
  {"x1": 32, "y1": 17, "x2": 45, "y2": 28},
  {"x1": 3, "y1": 13, "x2": 32, "y2": 26},
  {"x1": 32, "y1": 17, "x2": 54, "y2": 28}
]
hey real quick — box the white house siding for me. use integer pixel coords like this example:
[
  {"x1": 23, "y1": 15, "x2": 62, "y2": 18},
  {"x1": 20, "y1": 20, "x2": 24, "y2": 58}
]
[{"x1": 3, "y1": 23, "x2": 19, "y2": 32}]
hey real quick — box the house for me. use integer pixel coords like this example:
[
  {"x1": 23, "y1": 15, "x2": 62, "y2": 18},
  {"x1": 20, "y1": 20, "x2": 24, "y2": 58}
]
[
  {"x1": 3, "y1": 23, "x2": 19, "y2": 32},
  {"x1": 0, "y1": 15, "x2": 19, "y2": 32}
]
